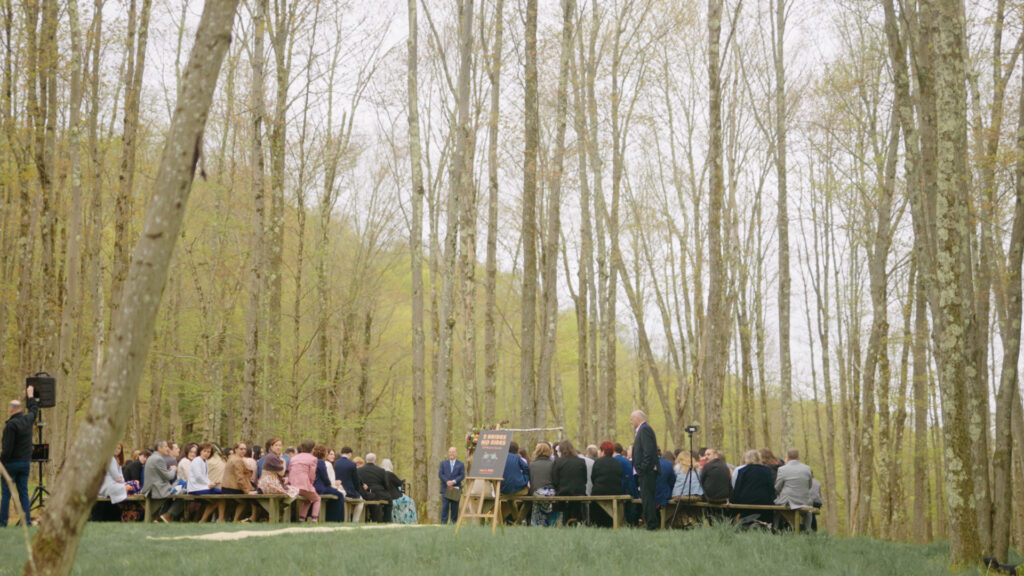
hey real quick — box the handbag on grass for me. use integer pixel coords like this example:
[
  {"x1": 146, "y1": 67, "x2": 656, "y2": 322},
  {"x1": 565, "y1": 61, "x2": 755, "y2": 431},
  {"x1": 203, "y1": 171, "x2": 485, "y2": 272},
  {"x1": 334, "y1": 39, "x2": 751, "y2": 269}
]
[{"x1": 445, "y1": 486, "x2": 461, "y2": 502}]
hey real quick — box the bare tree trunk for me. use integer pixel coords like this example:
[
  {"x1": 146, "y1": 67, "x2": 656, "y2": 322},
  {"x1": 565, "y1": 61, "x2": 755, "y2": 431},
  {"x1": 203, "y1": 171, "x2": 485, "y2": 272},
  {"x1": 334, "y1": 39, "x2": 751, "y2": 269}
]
[
  {"x1": 111, "y1": 0, "x2": 152, "y2": 323},
  {"x1": 753, "y1": 202, "x2": 770, "y2": 449},
  {"x1": 611, "y1": 214, "x2": 677, "y2": 444},
  {"x1": 34, "y1": 0, "x2": 59, "y2": 381},
  {"x1": 910, "y1": 261, "x2": 932, "y2": 543},
  {"x1": 604, "y1": 0, "x2": 636, "y2": 440},
  {"x1": 569, "y1": 9, "x2": 593, "y2": 443},
  {"x1": 991, "y1": 68, "x2": 1024, "y2": 563},
  {"x1": 431, "y1": 0, "x2": 473, "y2": 522},
  {"x1": 771, "y1": 0, "x2": 792, "y2": 452},
  {"x1": 0, "y1": 0, "x2": 15, "y2": 389},
  {"x1": 241, "y1": 0, "x2": 267, "y2": 443},
  {"x1": 25, "y1": 4, "x2": 236, "y2": 572},
  {"x1": 112, "y1": 0, "x2": 152, "y2": 449},
  {"x1": 86, "y1": 0, "x2": 106, "y2": 433},
  {"x1": 355, "y1": 309, "x2": 373, "y2": 447},
  {"x1": 319, "y1": 27, "x2": 345, "y2": 439},
  {"x1": 855, "y1": 112, "x2": 897, "y2": 535},
  {"x1": 537, "y1": 0, "x2": 573, "y2": 446},
  {"x1": 702, "y1": 0, "x2": 730, "y2": 448},
  {"x1": 55, "y1": 0, "x2": 87, "y2": 464},
  {"x1": 15, "y1": 0, "x2": 41, "y2": 386},
  {"x1": 887, "y1": 249, "x2": 914, "y2": 539},
  {"x1": 289, "y1": 1, "x2": 318, "y2": 445},
  {"x1": 483, "y1": 0, "x2": 503, "y2": 426},
  {"x1": 407, "y1": 0, "x2": 429, "y2": 513},
  {"x1": 967, "y1": 3, "x2": 1017, "y2": 555},
  {"x1": 584, "y1": 4, "x2": 604, "y2": 440},
  {"x1": 807, "y1": 172, "x2": 839, "y2": 534},
  {"x1": 520, "y1": 0, "x2": 539, "y2": 436},
  {"x1": 264, "y1": 0, "x2": 292, "y2": 437}
]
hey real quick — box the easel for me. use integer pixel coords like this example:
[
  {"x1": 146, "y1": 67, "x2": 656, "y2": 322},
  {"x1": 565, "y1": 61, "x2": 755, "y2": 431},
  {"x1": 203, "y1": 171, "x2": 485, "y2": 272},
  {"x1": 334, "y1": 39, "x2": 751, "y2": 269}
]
[{"x1": 454, "y1": 477, "x2": 503, "y2": 535}]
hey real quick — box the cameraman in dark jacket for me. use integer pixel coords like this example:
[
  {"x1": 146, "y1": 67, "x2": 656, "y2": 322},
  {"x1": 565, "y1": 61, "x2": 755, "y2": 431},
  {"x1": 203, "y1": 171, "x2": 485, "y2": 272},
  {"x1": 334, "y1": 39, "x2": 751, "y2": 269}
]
[{"x1": 1, "y1": 384, "x2": 38, "y2": 526}]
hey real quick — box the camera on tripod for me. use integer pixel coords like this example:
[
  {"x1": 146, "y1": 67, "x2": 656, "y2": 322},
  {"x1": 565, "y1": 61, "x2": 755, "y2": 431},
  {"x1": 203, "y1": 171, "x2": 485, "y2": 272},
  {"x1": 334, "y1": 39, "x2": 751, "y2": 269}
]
[{"x1": 684, "y1": 425, "x2": 699, "y2": 435}]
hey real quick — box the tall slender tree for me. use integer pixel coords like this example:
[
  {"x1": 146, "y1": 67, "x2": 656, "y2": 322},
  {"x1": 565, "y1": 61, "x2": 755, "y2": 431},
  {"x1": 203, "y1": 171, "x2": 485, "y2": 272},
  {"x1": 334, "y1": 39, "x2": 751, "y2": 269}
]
[
  {"x1": 702, "y1": 0, "x2": 730, "y2": 448},
  {"x1": 407, "y1": 0, "x2": 429, "y2": 517},
  {"x1": 771, "y1": 0, "x2": 792, "y2": 451},
  {"x1": 520, "y1": 0, "x2": 539, "y2": 438},
  {"x1": 241, "y1": 0, "x2": 267, "y2": 443},
  {"x1": 26, "y1": 3, "x2": 237, "y2": 572},
  {"x1": 483, "y1": 0, "x2": 504, "y2": 424}
]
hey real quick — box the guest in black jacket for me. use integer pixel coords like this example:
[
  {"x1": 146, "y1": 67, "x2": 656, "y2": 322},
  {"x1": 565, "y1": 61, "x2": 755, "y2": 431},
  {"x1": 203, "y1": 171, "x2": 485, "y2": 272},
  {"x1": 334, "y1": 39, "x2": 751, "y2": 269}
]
[
  {"x1": 731, "y1": 449, "x2": 775, "y2": 522},
  {"x1": 552, "y1": 440, "x2": 588, "y2": 524},
  {"x1": 122, "y1": 450, "x2": 149, "y2": 484},
  {"x1": 359, "y1": 453, "x2": 393, "y2": 522},
  {"x1": 1, "y1": 385, "x2": 38, "y2": 527},
  {"x1": 700, "y1": 448, "x2": 732, "y2": 502},
  {"x1": 731, "y1": 450, "x2": 775, "y2": 504},
  {"x1": 590, "y1": 442, "x2": 625, "y2": 527}
]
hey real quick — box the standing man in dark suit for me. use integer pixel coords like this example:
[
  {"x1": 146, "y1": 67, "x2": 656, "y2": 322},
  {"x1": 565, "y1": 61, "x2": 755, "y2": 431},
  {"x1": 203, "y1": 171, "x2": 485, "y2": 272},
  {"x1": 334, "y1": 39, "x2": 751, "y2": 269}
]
[
  {"x1": 630, "y1": 410, "x2": 660, "y2": 530},
  {"x1": 438, "y1": 446, "x2": 465, "y2": 524}
]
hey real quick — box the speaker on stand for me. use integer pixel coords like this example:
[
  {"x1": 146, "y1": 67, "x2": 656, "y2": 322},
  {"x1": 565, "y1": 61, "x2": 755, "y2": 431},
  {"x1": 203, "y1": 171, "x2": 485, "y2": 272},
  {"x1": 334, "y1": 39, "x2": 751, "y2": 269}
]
[
  {"x1": 27, "y1": 372, "x2": 56, "y2": 408},
  {"x1": 26, "y1": 372, "x2": 55, "y2": 513}
]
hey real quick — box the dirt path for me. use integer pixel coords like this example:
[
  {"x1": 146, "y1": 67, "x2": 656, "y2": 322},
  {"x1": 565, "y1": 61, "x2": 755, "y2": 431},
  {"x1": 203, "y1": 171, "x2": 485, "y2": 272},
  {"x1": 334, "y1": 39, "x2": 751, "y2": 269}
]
[{"x1": 146, "y1": 524, "x2": 431, "y2": 542}]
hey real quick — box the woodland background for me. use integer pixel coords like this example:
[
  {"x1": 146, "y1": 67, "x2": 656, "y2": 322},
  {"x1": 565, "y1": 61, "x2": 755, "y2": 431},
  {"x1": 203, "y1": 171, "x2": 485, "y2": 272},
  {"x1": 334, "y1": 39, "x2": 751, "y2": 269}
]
[{"x1": 2, "y1": 0, "x2": 1024, "y2": 565}]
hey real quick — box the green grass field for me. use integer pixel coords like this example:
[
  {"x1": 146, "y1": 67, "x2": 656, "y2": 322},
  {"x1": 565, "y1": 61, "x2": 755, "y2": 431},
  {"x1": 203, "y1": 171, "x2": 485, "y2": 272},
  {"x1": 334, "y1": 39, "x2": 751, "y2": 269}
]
[{"x1": 0, "y1": 522, "x2": 1010, "y2": 575}]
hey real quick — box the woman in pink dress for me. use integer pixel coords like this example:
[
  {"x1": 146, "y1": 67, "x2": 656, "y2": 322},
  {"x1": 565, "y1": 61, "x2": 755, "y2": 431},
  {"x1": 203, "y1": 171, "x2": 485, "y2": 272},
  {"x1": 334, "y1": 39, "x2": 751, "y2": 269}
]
[{"x1": 288, "y1": 440, "x2": 321, "y2": 521}]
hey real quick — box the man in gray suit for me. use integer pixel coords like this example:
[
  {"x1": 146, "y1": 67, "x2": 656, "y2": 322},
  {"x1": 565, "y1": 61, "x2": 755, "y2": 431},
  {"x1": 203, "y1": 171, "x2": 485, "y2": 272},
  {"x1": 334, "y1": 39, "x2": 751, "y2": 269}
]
[
  {"x1": 773, "y1": 448, "x2": 813, "y2": 530},
  {"x1": 143, "y1": 440, "x2": 185, "y2": 522}
]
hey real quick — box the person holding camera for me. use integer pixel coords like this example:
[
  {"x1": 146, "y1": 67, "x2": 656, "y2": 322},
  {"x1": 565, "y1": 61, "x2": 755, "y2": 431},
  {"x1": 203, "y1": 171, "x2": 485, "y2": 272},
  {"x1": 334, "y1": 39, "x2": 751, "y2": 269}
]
[{"x1": 1, "y1": 384, "x2": 37, "y2": 527}]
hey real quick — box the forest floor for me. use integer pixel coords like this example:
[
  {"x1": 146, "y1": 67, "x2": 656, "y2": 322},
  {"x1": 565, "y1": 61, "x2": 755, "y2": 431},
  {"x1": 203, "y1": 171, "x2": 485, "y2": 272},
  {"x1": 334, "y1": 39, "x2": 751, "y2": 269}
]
[{"x1": 0, "y1": 521, "x2": 1015, "y2": 575}]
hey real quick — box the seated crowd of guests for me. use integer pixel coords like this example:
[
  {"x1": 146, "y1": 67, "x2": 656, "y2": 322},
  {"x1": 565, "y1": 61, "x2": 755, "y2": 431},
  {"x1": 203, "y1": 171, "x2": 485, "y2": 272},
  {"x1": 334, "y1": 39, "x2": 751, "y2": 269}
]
[
  {"x1": 94, "y1": 437, "x2": 416, "y2": 524},
  {"x1": 495, "y1": 440, "x2": 822, "y2": 530}
]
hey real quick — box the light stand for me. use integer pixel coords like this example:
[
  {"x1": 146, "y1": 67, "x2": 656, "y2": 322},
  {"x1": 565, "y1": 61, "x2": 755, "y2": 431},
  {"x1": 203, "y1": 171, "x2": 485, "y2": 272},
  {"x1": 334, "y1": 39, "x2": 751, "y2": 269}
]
[{"x1": 29, "y1": 411, "x2": 49, "y2": 511}]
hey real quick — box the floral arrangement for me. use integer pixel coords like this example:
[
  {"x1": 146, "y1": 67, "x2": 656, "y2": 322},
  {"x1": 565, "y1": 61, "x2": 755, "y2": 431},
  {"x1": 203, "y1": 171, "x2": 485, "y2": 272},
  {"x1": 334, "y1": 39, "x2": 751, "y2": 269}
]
[{"x1": 465, "y1": 420, "x2": 510, "y2": 452}]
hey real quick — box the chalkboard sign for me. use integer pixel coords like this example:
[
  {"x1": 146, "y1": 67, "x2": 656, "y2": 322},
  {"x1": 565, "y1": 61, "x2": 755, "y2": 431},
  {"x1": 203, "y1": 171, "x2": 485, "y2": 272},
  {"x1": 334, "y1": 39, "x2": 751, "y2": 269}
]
[{"x1": 468, "y1": 430, "x2": 512, "y2": 479}]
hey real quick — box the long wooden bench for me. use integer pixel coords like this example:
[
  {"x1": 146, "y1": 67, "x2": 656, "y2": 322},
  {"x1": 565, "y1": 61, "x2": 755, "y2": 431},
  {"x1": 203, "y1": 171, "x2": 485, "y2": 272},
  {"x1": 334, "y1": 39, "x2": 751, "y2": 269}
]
[
  {"x1": 317, "y1": 495, "x2": 389, "y2": 523},
  {"x1": 98, "y1": 493, "x2": 393, "y2": 525},
  {"x1": 511, "y1": 495, "x2": 633, "y2": 529},
  {"x1": 650, "y1": 496, "x2": 820, "y2": 532},
  {"x1": 96, "y1": 493, "x2": 293, "y2": 523}
]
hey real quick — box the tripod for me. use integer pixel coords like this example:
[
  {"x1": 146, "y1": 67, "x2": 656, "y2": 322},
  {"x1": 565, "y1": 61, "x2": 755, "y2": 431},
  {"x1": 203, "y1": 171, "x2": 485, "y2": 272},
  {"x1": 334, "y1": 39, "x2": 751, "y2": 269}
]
[
  {"x1": 29, "y1": 411, "x2": 49, "y2": 512},
  {"x1": 667, "y1": 426, "x2": 698, "y2": 527}
]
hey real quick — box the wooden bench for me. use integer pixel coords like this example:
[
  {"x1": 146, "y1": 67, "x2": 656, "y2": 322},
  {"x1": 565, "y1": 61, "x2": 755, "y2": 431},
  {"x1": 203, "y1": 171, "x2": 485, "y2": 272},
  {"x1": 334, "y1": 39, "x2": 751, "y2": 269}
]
[
  {"x1": 96, "y1": 493, "x2": 293, "y2": 523},
  {"x1": 651, "y1": 496, "x2": 820, "y2": 532},
  {"x1": 511, "y1": 494, "x2": 633, "y2": 529},
  {"x1": 315, "y1": 495, "x2": 388, "y2": 523},
  {"x1": 175, "y1": 493, "x2": 294, "y2": 524}
]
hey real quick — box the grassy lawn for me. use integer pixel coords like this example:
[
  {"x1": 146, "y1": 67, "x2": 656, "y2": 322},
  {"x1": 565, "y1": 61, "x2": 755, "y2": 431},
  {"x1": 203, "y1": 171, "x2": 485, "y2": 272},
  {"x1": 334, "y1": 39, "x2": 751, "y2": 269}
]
[{"x1": 0, "y1": 522, "x2": 1007, "y2": 575}]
